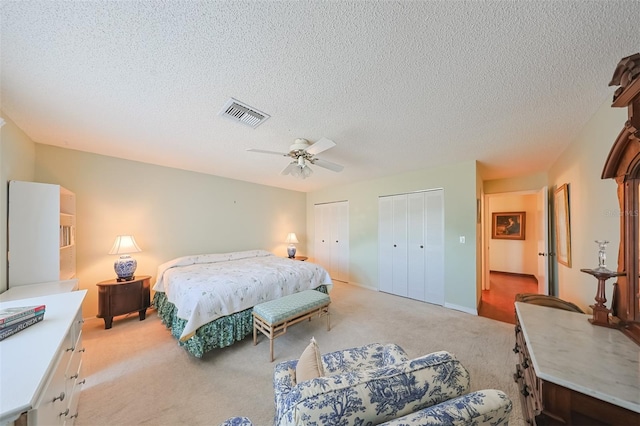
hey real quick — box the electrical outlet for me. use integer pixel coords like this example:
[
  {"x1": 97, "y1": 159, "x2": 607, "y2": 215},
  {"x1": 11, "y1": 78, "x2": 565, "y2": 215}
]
[{"x1": 459, "y1": 236, "x2": 465, "y2": 244}]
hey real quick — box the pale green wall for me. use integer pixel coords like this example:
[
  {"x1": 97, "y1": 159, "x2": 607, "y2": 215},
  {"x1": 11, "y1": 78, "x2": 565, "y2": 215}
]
[
  {"x1": 307, "y1": 160, "x2": 479, "y2": 314},
  {"x1": 548, "y1": 99, "x2": 625, "y2": 311},
  {"x1": 1, "y1": 138, "x2": 307, "y2": 317},
  {"x1": 0, "y1": 112, "x2": 37, "y2": 293},
  {"x1": 484, "y1": 172, "x2": 548, "y2": 194}
]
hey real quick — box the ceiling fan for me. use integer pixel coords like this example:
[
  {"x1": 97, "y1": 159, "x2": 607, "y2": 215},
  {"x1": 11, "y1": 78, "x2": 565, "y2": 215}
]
[{"x1": 247, "y1": 138, "x2": 344, "y2": 179}]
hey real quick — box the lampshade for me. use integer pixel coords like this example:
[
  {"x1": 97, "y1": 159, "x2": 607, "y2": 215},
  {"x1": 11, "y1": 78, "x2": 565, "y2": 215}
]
[
  {"x1": 109, "y1": 235, "x2": 142, "y2": 281},
  {"x1": 109, "y1": 235, "x2": 142, "y2": 255},
  {"x1": 285, "y1": 233, "x2": 299, "y2": 244}
]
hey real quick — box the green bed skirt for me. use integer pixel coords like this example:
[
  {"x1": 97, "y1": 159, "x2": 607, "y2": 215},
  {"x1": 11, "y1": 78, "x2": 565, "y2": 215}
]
[{"x1": 153, "y1": 285, "x2": 329, "y2": 358}]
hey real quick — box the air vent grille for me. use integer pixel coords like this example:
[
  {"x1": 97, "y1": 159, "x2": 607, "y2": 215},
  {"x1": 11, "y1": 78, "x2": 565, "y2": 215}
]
[{"x1": 219, "y1": 98, "x2": 270, "y2": 128}]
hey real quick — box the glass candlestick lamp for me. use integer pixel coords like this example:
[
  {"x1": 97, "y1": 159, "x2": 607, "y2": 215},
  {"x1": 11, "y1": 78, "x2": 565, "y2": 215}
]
[{"x1": 595, "y1": 240, "x2": 609, "y2": 270}]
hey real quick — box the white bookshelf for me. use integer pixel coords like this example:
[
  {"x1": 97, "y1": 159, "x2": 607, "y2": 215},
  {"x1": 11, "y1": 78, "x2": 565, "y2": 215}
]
[{"x1": 8, "y1": 181, "x2": 77, "y2": 287}]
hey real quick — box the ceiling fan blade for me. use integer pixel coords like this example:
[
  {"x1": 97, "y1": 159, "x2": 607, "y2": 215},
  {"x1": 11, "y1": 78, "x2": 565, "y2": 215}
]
[
  {"x1": 247, "y1": 148, "x2": 289, "y2": 156},
  {"x1": 312, "y1": 158, "x2": 344, "y2": 172},
  {"x1": 305, "y1": 138, "x2": 336, "y2": 155},
  {"x1": 280, "y1": 162, "x2": 297, "y2": 175}
]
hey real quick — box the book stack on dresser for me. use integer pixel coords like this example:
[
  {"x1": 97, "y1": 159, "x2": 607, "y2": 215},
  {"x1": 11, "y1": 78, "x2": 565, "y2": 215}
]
[{"x1": 0, "y1": 304, "x2": 46, "y2": 341}]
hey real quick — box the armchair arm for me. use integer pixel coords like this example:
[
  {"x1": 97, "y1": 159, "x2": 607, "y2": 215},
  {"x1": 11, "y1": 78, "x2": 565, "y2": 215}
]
[
  {"x1": 378, "y1": 389, "x2": 513, "y2": 426},
  {"x1": 273, "y1": 359, "x2": 299, "y2": 422}
]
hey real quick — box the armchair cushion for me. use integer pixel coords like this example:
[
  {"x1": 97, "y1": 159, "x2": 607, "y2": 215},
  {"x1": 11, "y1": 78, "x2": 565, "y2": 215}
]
[{"x1": 274, "y1": 345, "x2": 470, "y2": 426}]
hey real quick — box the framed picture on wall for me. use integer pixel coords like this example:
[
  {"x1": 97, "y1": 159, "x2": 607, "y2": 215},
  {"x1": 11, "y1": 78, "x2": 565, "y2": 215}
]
[
  {"x1": 492, "y1": 211, "x2": 526, "y2": 240},
  {"x1": 554, "y1": 183, "x2": 572, "y2": 267}
]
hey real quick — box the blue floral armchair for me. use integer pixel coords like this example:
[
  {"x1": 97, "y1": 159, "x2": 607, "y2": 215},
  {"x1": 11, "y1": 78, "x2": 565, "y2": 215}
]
[{"x1": 273, "y1": 343, "x2": 512, "y2": 425}]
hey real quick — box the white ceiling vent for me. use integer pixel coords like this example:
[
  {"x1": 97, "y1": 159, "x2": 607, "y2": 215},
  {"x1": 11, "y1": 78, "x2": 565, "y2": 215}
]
[{"x1": 219, "y1": 98, "x2": 270, "y2": 128}]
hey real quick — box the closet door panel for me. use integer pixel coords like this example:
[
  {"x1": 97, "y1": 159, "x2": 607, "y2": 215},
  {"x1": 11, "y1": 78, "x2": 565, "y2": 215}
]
[
  {"x1": 314, "y1": 204, "x2": 330, "y2": 274},
  {"x1": 332, "y1": 201, "x2": 349, "y2": 282},
  {"x1": 392, "y1": 195, "x2": 408, "y2": 297},
  {"x1": 425, "y1": 190, "x2": 445, "y2": 305},
  {"x1": 378, "y1": 197, "x2": 394, "y2": 293},
  {"x1": 407, "y1": 193, "x2": 426, "y2": 301}
]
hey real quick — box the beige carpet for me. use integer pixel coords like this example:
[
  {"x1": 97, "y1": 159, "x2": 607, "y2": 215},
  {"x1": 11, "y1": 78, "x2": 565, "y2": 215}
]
[{"x1": 76, "y1": 282, "x2": 524, "y2": 426}]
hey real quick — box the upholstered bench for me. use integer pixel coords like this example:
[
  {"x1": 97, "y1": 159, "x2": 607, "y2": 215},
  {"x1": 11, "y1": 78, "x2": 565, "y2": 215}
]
[{"x1": 253, "y1": 290, "x2": 330, "y2": 361}]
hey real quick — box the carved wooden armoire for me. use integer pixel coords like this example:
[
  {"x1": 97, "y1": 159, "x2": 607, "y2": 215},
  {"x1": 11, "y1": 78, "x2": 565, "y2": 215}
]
[{"x1": 602, "y1": 52, "x2": 640, "y2": 345}]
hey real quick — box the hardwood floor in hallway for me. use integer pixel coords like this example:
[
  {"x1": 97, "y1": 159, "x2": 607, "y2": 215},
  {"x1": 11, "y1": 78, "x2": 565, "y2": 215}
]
[{"x1": 479, "y1": 271, "x2": 538, "y2": 324}]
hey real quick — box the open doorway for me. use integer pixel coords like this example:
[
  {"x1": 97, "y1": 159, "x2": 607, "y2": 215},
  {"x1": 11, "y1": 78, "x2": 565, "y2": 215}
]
[
  {"x1": 480, "y1": 272, "x2": 537, "y2": 323},
  {"x1": 480, "y1": 187, "x2": 550, "y2": 324}
]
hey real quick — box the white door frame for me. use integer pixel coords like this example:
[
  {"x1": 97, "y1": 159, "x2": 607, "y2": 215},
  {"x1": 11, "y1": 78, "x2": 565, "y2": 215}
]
[{"x1": 482, "y1": 188, "x2": 550, "y2": 293}]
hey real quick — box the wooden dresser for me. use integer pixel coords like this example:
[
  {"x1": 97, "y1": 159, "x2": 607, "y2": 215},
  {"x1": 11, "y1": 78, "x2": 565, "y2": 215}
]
[
  {"x1": 0, "y1": 286, "x2": 86, "y2": 425},
  {"x1": 514, "y1": 302, "x2": 640, "y2": 425}
]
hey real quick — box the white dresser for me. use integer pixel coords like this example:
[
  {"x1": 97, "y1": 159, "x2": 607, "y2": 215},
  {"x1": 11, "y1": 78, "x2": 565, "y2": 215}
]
[{"x1": 0, "y1": 286, "x2": 86, "y2": 425}]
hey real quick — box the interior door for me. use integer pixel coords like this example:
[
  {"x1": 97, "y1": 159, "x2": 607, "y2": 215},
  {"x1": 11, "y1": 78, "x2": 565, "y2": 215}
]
[{"x1": 536, "y1": 186, "x2": 550, "y2": 295}]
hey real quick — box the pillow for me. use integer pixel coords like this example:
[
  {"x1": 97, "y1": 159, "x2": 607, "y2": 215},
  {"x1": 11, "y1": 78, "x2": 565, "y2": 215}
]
[{"x1": 295, "y1": 337, "x2": 324, "y2": 383}]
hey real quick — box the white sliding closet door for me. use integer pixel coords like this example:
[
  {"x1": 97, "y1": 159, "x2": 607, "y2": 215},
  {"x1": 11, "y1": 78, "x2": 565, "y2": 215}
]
[
  {"x1": 314, "y1": 201, "x2": 349, "y2": 282},
  {"x1": 378, "y1": 189, "x2": 444, "y2": 305}
]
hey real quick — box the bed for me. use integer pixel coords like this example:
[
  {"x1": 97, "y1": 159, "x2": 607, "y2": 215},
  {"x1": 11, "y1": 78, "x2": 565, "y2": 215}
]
[{"x1": 152, "y1": 249, "x2": 332, "y2": 357}]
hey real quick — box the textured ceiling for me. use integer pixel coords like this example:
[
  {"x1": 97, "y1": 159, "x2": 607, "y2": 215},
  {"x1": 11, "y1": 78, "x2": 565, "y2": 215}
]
[{"x1": 1, "y1": 1, "x2": 639, "y2": 192}]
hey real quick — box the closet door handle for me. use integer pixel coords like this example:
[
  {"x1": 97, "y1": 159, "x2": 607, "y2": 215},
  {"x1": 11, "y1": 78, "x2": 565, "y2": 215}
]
[
  {"x1": 420, "y1": 245, "x2": 424, "y2": 248},
  {"x1": 393, "y1": 244, "x2": 397, "y2": 247}
]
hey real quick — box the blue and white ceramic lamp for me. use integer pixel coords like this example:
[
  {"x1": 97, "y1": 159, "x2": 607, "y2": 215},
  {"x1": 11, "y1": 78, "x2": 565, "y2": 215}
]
[{"x1": 109, "y1": 235, "x2": 142, "y2": 281}]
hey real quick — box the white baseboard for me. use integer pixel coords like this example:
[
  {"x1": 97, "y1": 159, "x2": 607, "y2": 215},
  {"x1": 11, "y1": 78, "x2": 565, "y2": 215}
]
[{"x1": 444, "y1": 302, "x2": 478, "y2": 316}]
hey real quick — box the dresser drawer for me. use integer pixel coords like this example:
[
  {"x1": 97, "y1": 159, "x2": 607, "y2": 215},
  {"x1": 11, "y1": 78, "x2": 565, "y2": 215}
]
[
  {"x1": 62, "y1": 359, "x2": 83, "y2": 425},
  {"x1": 32, "y1": 346, "x2": 72, "y2": 425}
]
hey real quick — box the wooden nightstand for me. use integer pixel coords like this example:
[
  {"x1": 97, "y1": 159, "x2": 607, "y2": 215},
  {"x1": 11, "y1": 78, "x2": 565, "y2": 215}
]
[{"x1": 96, "y1": 275, "x2": 151, "y2": 329}]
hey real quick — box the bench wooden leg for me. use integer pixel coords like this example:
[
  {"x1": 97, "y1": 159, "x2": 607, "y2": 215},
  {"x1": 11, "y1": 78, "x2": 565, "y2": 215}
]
[
  {"x1": 270, "y1": 337, "x2": 274, "y2": 362},
  {"x1": 253, "y1": 322, "x2": 257, "y2": 345},
  {"x1": 326, "y1": 308, "x2": 330, "y2": 331}
]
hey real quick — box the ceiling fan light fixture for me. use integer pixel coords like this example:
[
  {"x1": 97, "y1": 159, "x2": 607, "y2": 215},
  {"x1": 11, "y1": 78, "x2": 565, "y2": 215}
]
[{"x1": 290, "y1": 163, "x2": 313, "y2": 179}]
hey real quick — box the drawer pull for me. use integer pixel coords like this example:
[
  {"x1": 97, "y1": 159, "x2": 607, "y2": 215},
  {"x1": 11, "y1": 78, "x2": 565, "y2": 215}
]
[
  {"x1": 522, "y1": 358, "x2": 530, "y2": 369},
  {"x1": 70, "y1": 413, "x2": 79, "y2": 419},
  {"x1": 78, "y1": 379, "x2": 86, "y2": 385},
  {"x1": 513, "y1": 344, "x2": 520, "y2": 354},
  {"x1": 521, "y1": 386, "x2": 530, "y2": 397},
  {"x1": 70, "y1": 373, "x2": 79, "y2": 380},
  {"x1": 79, "y1": 347, "x2": 86, "y2": 353},
  {"x1": 53, "y1": 392, "x2": 65, "y2": 402},
  {"x1": 59, "y1": 408, "x2": 69, "y2": 417}
]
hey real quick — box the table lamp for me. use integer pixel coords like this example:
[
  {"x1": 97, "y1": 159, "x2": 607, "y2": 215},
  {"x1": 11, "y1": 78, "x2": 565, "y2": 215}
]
[
  {"x1": 109, "y1": 235, "x2": 142, "y2": 281},
  {"x1": 285, "y1": 233, "x2": 299, "y2": 258}
]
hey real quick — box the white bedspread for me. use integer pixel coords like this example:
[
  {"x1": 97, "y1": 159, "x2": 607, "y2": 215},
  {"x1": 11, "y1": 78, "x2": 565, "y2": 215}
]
[{"x1": 153, "y1": 250, "x2": 333, "y2": 340}]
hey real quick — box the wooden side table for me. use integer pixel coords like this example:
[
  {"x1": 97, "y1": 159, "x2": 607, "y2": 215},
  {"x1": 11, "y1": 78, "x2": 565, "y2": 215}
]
[{"x1": 96, "y1": 275, "x2": 151, "y2": 329}]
